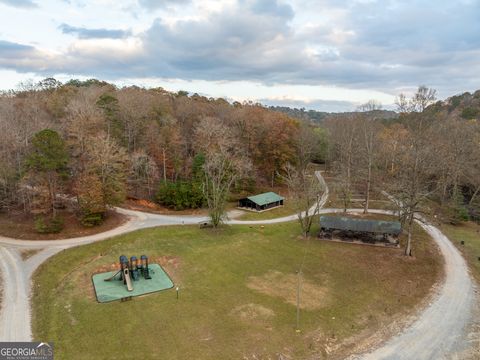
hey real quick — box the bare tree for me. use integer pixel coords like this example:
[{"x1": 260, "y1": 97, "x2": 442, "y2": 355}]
[
  {"x1": 282, "y1": 163, "x2": 324, "y2": 237},
  {"x1": 389, "y1": 88, "x2": 438, "y2": 256},
  {"x1": 195, "y1": 117, "x2": 251, "y2": 227},
  {"x1": 357, "y1": 101, "x2": 383, "y2": 213},
  {"x1": 396, "y1": 85, "x2": 437, "y2": 113},
  {"x1": 325, "y1": 115, "x2": 359, "y2": 211},
  {"x1": 129, "y1": 151, "x2": 159, "y2": 198},
  {"x1": 85, "y1": 135, "x2": 128, "y2": 207}
]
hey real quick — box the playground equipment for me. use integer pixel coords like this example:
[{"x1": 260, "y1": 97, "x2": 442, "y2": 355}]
[
  {"x1": 120, "y1": 255, "x2": 133, "y2": 291},
  {"x1": 141, "y1": 255, "x2": 152, "y2": 279},
  {"x1": 104, "y1": 254, "x2": 153, "y2": 292},
  {"x1": 130, "y1": 256, "x2": 140, "y2": 281}
]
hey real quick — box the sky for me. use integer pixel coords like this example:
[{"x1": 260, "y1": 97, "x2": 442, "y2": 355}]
[{"x1": 0, "y1": 0, "x2": 479, "y2": 111}]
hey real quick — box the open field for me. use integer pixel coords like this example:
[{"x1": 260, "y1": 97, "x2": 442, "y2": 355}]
[
  {"x1": 32, "y1": 220, "x2": 441, "y2": 360},
  {"x1": 0, "y1": 210, "x2": 127, "y2": 240},
  {"x1": 442, "y1": 221, "x2": 480, "y2": 281}
]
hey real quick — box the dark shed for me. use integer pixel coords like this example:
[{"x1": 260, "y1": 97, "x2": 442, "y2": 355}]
[{"x1": 320, "y1": 215, "x2": 402, "y2": 236}]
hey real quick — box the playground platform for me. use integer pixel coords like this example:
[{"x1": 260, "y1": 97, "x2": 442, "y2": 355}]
[{"x1": 92, "y1": 264, "x2": 174, "y2": 303}]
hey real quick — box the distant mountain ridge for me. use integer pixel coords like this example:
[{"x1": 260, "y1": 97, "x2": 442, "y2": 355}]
[
  {"x1": 268, "y1": 106, "x2": 398, "y2": 123},
  {"x1": 269, "y1": 89, "x2": 480, "y2": 123}
]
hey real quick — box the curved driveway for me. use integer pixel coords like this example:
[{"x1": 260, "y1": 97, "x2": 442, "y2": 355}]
[{"x1": 0, "y1": 172, "x2": 477, "y2": 360}]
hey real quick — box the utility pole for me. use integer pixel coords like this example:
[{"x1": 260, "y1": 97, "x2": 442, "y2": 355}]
[{"x1": 296, "y1": 270, "x2": 302, "y2": 332}]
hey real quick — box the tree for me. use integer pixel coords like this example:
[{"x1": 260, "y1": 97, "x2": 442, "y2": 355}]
[
  {"x1": 129, "y1": 151, "x2": 159, "y2": 199},
  {"x1": 195, "y1": 117, "x2": 251, "y2": 227},
  {"x1": 282, "y1": 163, "x2": 324, "y2": 237},
  {"x1": 325, "y1": 115, "x2": 359, "y2": 211},
  {"x1": 24, "y1": 129, "x2": 68, "y2": 215},
  {"x1": 295, "y1": 123, "x2": 319, "y2": 172},
  {"x1": 74, "y1": 171, "x2": 106, "y2": 226},
  {"x1": 396, "y1": 85, "x2": 437, "y2": 113},
  {"x1": 357, "y1": 101, "x2": 383, "y2": 213},
  {"x1": 85, "y1": 136, "x2": 128, "y2": 207},
  {"x1": 389, "y1": 88, "x2": 438, "y2": 256},
  {"x1": 97, "y1": 92, "x2": 121, "y2": 141},
  {"x1": 378, "y1": 123, "x2": 408, "y2": 174}
]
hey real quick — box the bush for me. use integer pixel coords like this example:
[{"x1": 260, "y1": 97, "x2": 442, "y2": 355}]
[
  {"x1": 446, "y1": 191, "x2": 470, "y2": 225},
  {"x1": 81, "y1": 212, "x2": 104, "y2": 227},
  {"x1": 449, "y1": 96, "x2": 462, "y2": 109},
  {"x1": 467, "y1": 196, "x2": 480, "y2": 223},
  {"x1": 35, "y1": 215, "x2": 64, "y2": 234},
  {"x1": 155, "y1": 181, "x2": 205, "y2": 210},
  {"x1": 460, "y1": 107, "x2": 479, "y2": 119}
]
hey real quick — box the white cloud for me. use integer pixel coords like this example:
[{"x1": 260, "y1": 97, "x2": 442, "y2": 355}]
[{"x1": 0, "y1": 0, "x2": 479, "y2": 110}]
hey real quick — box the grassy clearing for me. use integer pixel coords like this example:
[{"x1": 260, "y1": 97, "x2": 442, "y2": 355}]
[
  {"x1": 32, "y1": 219, "x2": 441, "y2": 360},
  {"x1": 442, "y1": 221, "x2": 480, "y2": 281}
]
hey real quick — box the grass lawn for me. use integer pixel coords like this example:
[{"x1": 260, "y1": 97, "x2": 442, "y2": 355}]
[
  {"x1": 32, "y1": 219, "x2": 441, "y2": 360},
  {"x1": 442, "y1": 221, "x2": 480, "y2": 281}
]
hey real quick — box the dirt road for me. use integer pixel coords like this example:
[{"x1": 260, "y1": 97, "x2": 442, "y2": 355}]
[{"x1": 352, "y1": 220, "x2": 477, "y2": 360}]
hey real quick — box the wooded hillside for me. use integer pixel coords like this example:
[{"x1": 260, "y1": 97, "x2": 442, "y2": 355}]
[{"x1": 0, "y1": 78, "x2": 328, "y2": 230}]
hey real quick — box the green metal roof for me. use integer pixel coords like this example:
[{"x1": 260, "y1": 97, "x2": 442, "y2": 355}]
[
  {"x1": 246, "y1": 192, "x2": 284, "y2": 206},
  {"x1": 320, "y1": 215, "x2": 401, "y2": 235}
]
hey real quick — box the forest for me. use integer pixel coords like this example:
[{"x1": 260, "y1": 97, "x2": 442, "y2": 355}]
[
  {"x1": 0, "y1": 79, "x2": 479, "y2": 239},
  {"x1": 0, "y1": 78, "x2": 327, "y2": 232}
]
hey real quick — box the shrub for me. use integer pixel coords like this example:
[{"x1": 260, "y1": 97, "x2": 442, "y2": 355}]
[
  {"x1": 35, "y1": 215, "x2": 64, "y2": 234},
  {"x1": 460, "y1": 107, "x2": 479, "y2": 119},
  {"x1": 81, "y1": 212, "x2": 104, "y2": 227},
  {"x1": 446, "y1": 191, "x2": 470, "y2": 225},
  {"x1": 449, "y1": 95, "x2": 462, "y2": 109},
  {"x1": 155, "y1": 181, "x2": 204, "y2": 210}
]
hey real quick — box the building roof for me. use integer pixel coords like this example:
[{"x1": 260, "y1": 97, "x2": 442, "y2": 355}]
[
  {"x1": 245, "y1": 192, "x2": 284, "y2": 206},
  {"x1": 320, "y1": 215, "x2": 402, "y2": 235}
]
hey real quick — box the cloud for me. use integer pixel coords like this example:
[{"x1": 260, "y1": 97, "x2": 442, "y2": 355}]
[
  {"x1": 59, "y1": 24, "x2": 132, "y2": 39},
  {"x1": 260, "y1": 97, "x2": 359, "y2": 112},
  {"x1": 138, "y1": 0, "x2": 190, "y2": 10},
  {"x1": 250, "y1": 0, "x2": 294, "y2": 19},
  {"x1": 0, "y1": 40, "x2": 54, "y2": 73},
  {"x1": 0, "y1": 0, "x2": 37, "y2": 8},
  {"x1": 0, "y1": 40, "x2": 37, "y2": 61},
  {"x1": 136, "y1": 0, "x2": 302, "y2": 82},
  {"x1": 0, "y1": 0, "x2": 479, "y2": 102}
]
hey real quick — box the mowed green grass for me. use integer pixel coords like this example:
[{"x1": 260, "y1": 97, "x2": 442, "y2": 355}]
[
  {"x1": 442, "y1": 221, "x2": 480, "y2": 280},
  {"x1": 32, "y1": 220, "x2": 441, "y2": 360}
]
